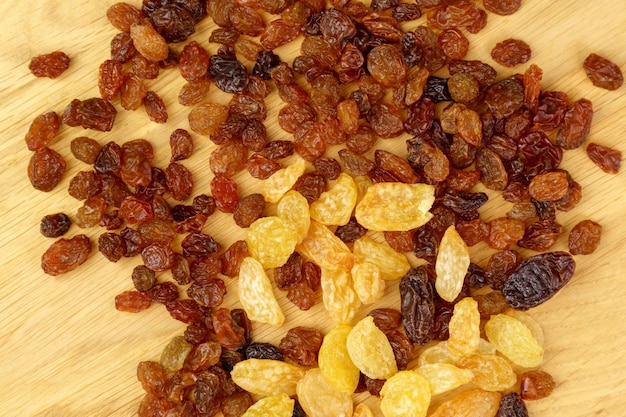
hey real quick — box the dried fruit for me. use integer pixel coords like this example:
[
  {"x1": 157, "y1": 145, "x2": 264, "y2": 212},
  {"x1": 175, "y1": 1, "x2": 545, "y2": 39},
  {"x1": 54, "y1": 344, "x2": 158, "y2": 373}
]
[
  {"x1": 28, "y1": 147, "x2": 66, "y2": 192},
  {"x1": 502, "y1": 252, "x2": 576, "y2": 310},
  {"x1": 587, "y1": 142, "x2": 622, "y2": 174},
  {"x1": 310, "y1": 173, "x2": 358, "y2": 226},
  {"x1": 246, "y1": 216, "x2": 298, "y2": 269},
  {"x1": 296, "y1": 368, "x2": 354, "y2": 417},
  {"x1": 318, "y1": 324, "x2": 361, "y2": 394},
  {"x1": 458, "y1": 354, "x2": 516, "y2": 391},
  {"x1": 41, "y1": 235, "x2": 92, "y2": 276},
  {"x1": 275, "y1": 190, "x2": 310, "y2": 244},
  {"x1": 435, "y1": 226, "x2": 470, "y2": 302},
  {"x1": 430, "y1": 389, "x2": 501, "y2": 417},
  {"x1": 491, "y1": 38, "x2": 532, "y2": 67},
  {"x1": 231, "y1": 358, "x2": 305, "y2": 397},
  {"x1": 415, "y1": 363, "x2": 474, "y2": 395},
  {"x1": 485, "y1": 314, "x2": 544, "y2": 368},
  {"x1": 400, "y1": 267, "x2": 435, "y2": 345},
  {"x1": 29, "y1": 51, "x2": 70, "y2": 78},
  {"x1": 583, "y1": 53, "x2": 624, "y2": 90},
  {"x1": 353, "y1": 236, "x2": 411, "y2": 281},
  {"x1": 242, "y1": 393, "x2": 294, "y2": 417},
  {"x1": 380, "y1": 370, "x2": 431, "y2": 417},
  {"x1": 568, "y1": 219, "x2": 602, "y2": 255},
  {"x1": 320, "y1": 267, "x2": 361, "y2": 324},
  {"x1": 237, "y1": 257, "x2": 285, "y2": 326},
  {"x1": 447, "y1": 297, "x2": 481, "y2": 358},
  {"x1": 262, "y1": 157, "x2": 307, "y2": 203},
  {"x1": 355, "y1": 182, "x2": 435, "y2": 231},
  {"x1": 347, "y1": 316, "x2": 398, "y2": 379},
  {"x1": 297, "y1": 220, "x2": 354, "y2": 271},
  {"x1": 40, "y1": 213, "x2": 71, "y2": 238},
  {"x1": 520, "y1": 370, "x2": 556, "y2": 400}
]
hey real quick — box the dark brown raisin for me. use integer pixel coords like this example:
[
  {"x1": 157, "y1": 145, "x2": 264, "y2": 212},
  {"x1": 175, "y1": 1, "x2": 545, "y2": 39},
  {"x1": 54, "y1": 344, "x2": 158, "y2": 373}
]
[{"x1": 40, "y1": 213, "x2": 72, "y2": 238}]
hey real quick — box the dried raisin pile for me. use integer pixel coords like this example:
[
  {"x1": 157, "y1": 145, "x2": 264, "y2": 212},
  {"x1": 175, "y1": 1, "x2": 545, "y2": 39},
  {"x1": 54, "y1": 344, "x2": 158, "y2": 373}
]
[{"x1": 24, "y1": 0, "x2": 624, "y2": 416}]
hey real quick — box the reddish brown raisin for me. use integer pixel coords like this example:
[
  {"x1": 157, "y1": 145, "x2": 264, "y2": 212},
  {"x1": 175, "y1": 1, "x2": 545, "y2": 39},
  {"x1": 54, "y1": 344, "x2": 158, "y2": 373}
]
[
  {"x1": 29, "y1": 51, "x2": 70, "y2": 78},
  {"x1": 41, "y1": 234, "x2": 92, "y2": 276},
  {"x1": 25, "y1": 112, "x2": 60, "y2": 151},
  {"x1": 28, "y1": 147, "x2": 66, "y2": 192},
  {"x1": 586, "y1": 142, "x2": 622, "y2": 174},
  {"x1": 583, "y1": 53, "x2": 624, "y2": 91},
  {"x1": 568, "y1": 219, "x2": 602, "y2": 255},
  {"x1": 520, "y1": 370, "x2": 556, "y2": 400}
]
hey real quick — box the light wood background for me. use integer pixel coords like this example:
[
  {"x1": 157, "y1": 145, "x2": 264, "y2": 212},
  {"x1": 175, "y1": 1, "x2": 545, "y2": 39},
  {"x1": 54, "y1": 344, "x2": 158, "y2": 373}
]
[{"x1": 1, "y1": 0, "x2": 625, "y2": 416}]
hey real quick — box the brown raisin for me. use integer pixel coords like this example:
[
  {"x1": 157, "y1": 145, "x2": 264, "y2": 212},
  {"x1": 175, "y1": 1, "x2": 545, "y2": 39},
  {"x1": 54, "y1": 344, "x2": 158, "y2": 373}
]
[
  {"x1": 29, "y1": 51, "x2": 70, "y2": 78},
  {"x1": 583, "y1": 53, "x2": 624, "y2": 91}
]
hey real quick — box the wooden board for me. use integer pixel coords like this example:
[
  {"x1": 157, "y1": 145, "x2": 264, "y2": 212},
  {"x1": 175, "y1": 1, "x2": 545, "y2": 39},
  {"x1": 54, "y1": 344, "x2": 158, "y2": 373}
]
[{"x1": 1, "y1": 0, "x2": 625, "y2": 416}]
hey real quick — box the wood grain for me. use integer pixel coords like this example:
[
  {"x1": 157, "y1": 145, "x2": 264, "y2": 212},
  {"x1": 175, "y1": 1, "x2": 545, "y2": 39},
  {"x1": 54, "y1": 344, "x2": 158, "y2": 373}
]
[{"x1": 1, "y1": 1, "x2": 625, "y2": 416}]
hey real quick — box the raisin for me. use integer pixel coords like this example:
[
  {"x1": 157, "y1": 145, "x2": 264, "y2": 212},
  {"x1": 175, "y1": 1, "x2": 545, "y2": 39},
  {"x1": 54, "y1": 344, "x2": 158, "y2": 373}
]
[
  {"x1": 150, "y1": 4, "x2": 196, "y2": 43},
  {"x1": 25, "y1": 112, "x2": 61, "y2": 151},
  {"x1": 98, "y1": 232, "x2": 127, "y2": 262},
  {"x1": 211, "y1": 174, "x2": 239, "y2": 213},
  {"x1": 208, "y1": 54, "x2": 249, "y2": 94},
  {"x1": 520, "y1": 370, "x2": 556, "y2": 400},
  {"x1": 70, "y1": 137, "x2": 101, "y2": 164},
  {"x1": 29, "y1": 51, "x2": 70, "y2": 78},
  {"x1": 400, "y1": 266, "x2": 435, "y2": 345},
  {"x1": 502, "y1": 252, "x2": 576, "y2": 310},
  {"x1": 28, "y1": 147, "x2": 66, "y2": 192},
  {"x1": 586, "y1": 142, "x2": 622, "y2": 174},
  {"x1": 130, "y1": 18, "x2": 169, "y2": 61},
  {"x1": 496, "y1": 392, "x2": 529, "y2": 417},
  {"x1": 245, "y1": 342, "x2": 284, "y2": 361},
  {"x1": 165, "y1": 162, "x2": 193, "y2": 201},
  {"x1": 491, "y1": 38, "x2": 532, "y2": 67},
  {"x1": 583, "y1": 53, "x2": 624, "y2": 90},
  {"x1": 41, "y1": 234, "x2": 92, "y2": 276},
  {"x1": 233, "y1": 193, "x2": 265, "y2": 228},
  {"x1": 40, "y1": 213, "x2": 72, "y2": 238},
  {"x1": 483, "y1": 0, "x2": 521, "y2": 15},
  {"x1": 556, "y1": 98, "x2": 593, "y2": 149},
  {"x1": 568, "y1": 219, "x2": 602, "y2": 255},
  {"x1": 143, "y1": 91, "x2": 168, "y2": 123}
]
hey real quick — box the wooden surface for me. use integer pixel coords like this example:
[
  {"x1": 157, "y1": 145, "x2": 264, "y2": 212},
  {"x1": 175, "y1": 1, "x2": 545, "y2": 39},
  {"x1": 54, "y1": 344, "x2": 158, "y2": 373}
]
[{"x1": 1, "y1": 1, "x2": 625, "y2": 416}]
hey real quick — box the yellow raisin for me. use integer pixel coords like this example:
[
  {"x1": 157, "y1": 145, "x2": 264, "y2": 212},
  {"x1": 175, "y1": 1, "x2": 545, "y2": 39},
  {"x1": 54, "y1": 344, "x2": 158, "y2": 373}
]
[
  {"x1": 276, "y1": 190, "x2": 311, "y2": 243},
  {"x1": 242, "y1": 393, "x2": 294, "y2": 417},
  {"x1": 457, "y1": 354, "x2": 517, "y2": 392},
  {"x1": 318, "y1": 324, "x2": 361, "y2": 394},
  {"x1": 418, "y1": 339, "x2": 495, "y2": 367},
  {"x1": 296, "y1": 368, "x2": 354, "y2": 417},
  {"x1": 354, "y1": 182, "x2": 435, "y2": 231},
  {"x1": 504, "y1": 308, "x2": 545, "y2": 348},
  {"x1": 429, "y1": 389, "x2": 501, "y2": 417},
  {"x1": 246, "y1": 216, "x2": 299, "y2": 269},
  {"x1": 435, "y1": 225, "x2": 470, "y2": 302},
  {"x1": 351, "y1": 261, "x2": 385, "y2": 304},
  {"x1": 352, "y1": 236, "x2": 411, "y2": 280},
  {"x1": 310, "y1": 172, "x2": 358, "y2": 226},
  {"x1": 447, "y1": 297, "x2": 481, "y2": 358},
  {"x1": 485, "y1": 314, "x2": 544, "y2": 368},
  {"x1": 380, "y1": 370, "x2": 431, "y2": 417},
  {"x1": 238, "y1": 257, "x2": 285, "y2": 326},
  {"x1": 352, "y1": 403, "x2": 375, "y2": 417},
  {"x1": 414, "y1": 363, "x2": 474, "y2": 395},
  {"x1": 297, "y1": 220, "x2": 354, "y2": 270},
  {"x1": 231, "y1": 359, "x2": 306, "y2": 396},
  {"x1": 321, "y1": 267, "x2": 361, "y2": 324},
  {"x1": 347, "y1": 316, "x2": 398, "y2": 379},
  {"x1": 262, "y1": 157, "x2": 307, "y2": 203}
]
